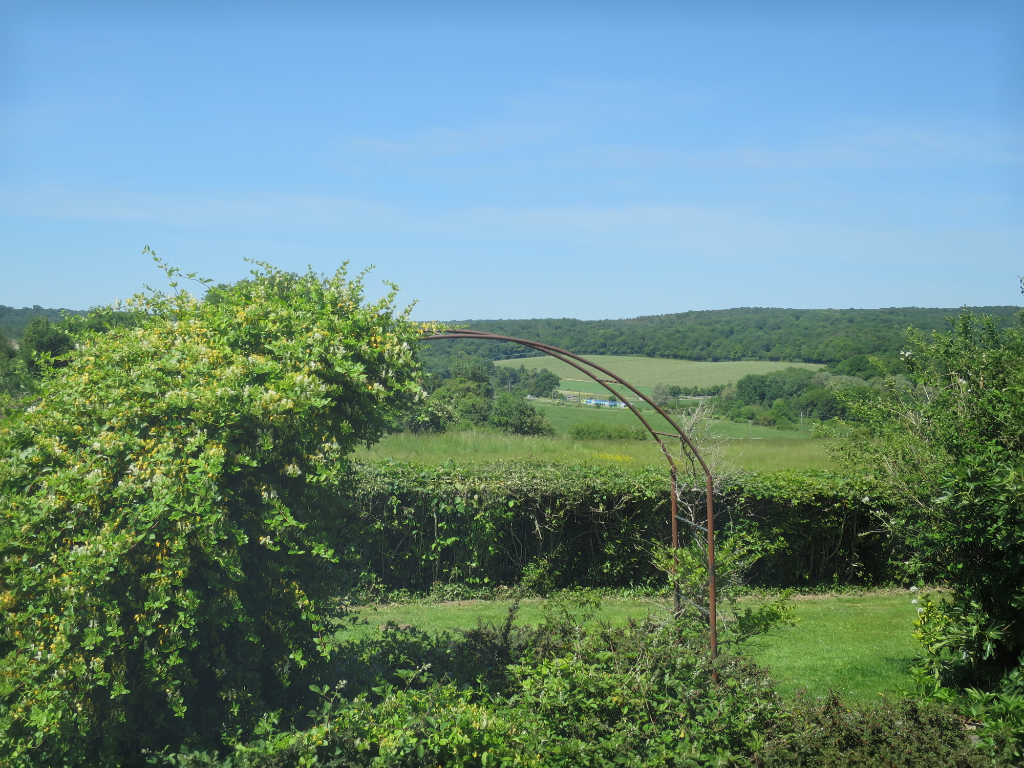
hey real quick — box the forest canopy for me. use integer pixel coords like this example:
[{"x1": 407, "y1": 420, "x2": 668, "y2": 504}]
[{"x1": 423, "y1": 306, "x2": 1022, "y2": 365}]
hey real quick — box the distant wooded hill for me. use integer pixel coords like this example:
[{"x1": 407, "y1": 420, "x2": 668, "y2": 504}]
[
  {"x1": 6, "y1": 304, "x2": 1021, "y2": 366},
  {"x1": 425, "y1": 306, "x2": 1022, "y2": 364},
  {"x1": 0, "y1": 306, "x2": 87, "y2": 341}
]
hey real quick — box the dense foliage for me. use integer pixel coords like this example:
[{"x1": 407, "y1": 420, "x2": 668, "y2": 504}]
[
  {"x1": 338, "y1": 461, "x2": 895, "y2": 595},
  {"x1": 757, "y1": 692, "x2": 991, "y2": 767},
  {"x1": 0, "y1": 304, "x2": 85, "y2": 341},
  {"x1": 424, "y1": 306, "x2": 1021, "y2": 364},
  {"x1": 0, "y1": 262, "x2": 424, "y2": 764},
  {"x1": 18, "y1": 316, "x2": 76, "y2": 375},
  {"x1": 567, "y1": 421, "x2": 648, "y2": 440},
  {"x1": 151, "y1": 596, "x2": 989, "y2": 768},
  {"x1": 153, "y1": 597, "x2": 787, "y2": 767},
  {"x1": 712, "y1": 366, "x2": 900, "y2": 427},
  {"x1": 830, "y1": 304, "x2": 1024, "y2": 757},
  {"x1": 0, "y1": 328, "x2": 30, "y2": 405},
  {"x1": 403, "y1": 360, "x2": 555, "y2": 436}
]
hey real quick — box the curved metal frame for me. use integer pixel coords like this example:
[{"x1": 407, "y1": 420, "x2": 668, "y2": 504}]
[{"x1": 422, "y1": 330, "x2": 718, "y2": 663}]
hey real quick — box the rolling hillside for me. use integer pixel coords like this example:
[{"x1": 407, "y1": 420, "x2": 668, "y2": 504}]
[{"x1": 426, "y1": 306, "x2": 1021, "y2": 364}]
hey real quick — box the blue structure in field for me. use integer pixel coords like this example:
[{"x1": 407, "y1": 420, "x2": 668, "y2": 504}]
[{"x1": 584, "y1": 398, "x2": 628, "y2": 408}]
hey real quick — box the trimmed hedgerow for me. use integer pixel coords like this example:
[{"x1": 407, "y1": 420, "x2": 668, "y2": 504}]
[{"x1": 335, "y1": 461, "x2": 900, "y2": 595}]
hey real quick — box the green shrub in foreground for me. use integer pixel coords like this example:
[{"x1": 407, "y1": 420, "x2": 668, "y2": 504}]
[
  {"x1": 758, "y1": 692, "x2": 990, "y2": 767},
  {"x1": 154, "y1": 597, "x2": 990, "y2": 768},
  {"x1": 0, "y1": 261, "x2": 424, "y2": 765},
  {"x1": 160, "y1": 603, "x2": 785, "y2": 767}
]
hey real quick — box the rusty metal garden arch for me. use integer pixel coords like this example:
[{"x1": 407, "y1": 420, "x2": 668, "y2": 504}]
[{"x1": 422, "y1": 329, "x2": 718, "y2": 662}]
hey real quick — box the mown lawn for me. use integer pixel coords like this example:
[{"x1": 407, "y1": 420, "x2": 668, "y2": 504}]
[
  {"x1": 742, "y1": 592, "x2": 922, "y2": 705},
  {"x1": 342, "y1": 591, "x2": 921, "y2": 707}
]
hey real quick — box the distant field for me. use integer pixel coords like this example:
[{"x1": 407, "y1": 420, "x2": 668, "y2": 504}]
[
  {"x1": 354, "y1": 431, "x2": 836, "y2": 472},
  {"x1": 556, "y1": 379, "x2": 654, "y2": 397},
  {"x1": 495, "y1": 355, "x2": 823, "y2": 388},
  {"x1": 536, "y1": 401, "x2": 677, "y2": 434},
  {"x1": 532, "y1": 402, "x2": 813, "y2": 440}
]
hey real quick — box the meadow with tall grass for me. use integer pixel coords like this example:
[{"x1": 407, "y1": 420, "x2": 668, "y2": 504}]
[{"x1": 354, "y1": 430, "x2": 836, "y2": 471}]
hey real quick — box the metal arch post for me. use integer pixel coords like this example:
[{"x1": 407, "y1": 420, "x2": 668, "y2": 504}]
[{"x1": 421, "y1": 330, "x2": 718, "y2": 666}]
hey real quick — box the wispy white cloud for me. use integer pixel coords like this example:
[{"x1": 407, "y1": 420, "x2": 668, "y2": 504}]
[
  {"x1": 328, "y1": 80, "x2": 670, "y2": 163},
  {"x1": 687, "y1": 127, "x2": 1022, "y2": 170},
  {"x1": 1, "y1": 184, "x2": 1018, "y2": 268},
  {"x1": 333, "y1": 108, "x2": 1020, "y2": 174},
  {"x1": 338, "y1": 122, "x2": 560, "y2": 159}
]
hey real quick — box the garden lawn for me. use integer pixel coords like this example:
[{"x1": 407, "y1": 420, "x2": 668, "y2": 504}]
[
  {"x1": 340, "y1": 591, "x2": 921, "y2": 707},
  {"x1": 339, "y1": 596, "x2": 672, "y2": 639},
  {"x1": 742, "y1": 592, "x2": 923, "y2": 706}
]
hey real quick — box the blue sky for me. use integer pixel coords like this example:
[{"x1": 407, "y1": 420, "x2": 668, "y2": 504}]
[{"x1": 1, "y1": 2, "x2": 1021, "y2": 319}]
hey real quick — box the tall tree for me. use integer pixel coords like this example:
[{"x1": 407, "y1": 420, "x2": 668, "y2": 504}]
[
  {"x1": 490, "y1": 392, "x2": 554, "y2": 436},
  {"x1": 19, "y1": 316, "x2": 74, "y2": 375}
]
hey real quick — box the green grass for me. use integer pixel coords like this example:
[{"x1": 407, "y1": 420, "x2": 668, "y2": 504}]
[
  {"x1": 343, "y1": 596, "x2": 671, "y2": 639},
  {"x1": 535, "y1": 401, "x2": 677, "y2": 433},
  {"x1": 722, "y1": 438, "x2": 836, "y2": 472},
  {"x1": 342, "y1": 591, "x2": 921, "y2": 706},
  {"x1": 533, "y1": 401, "x2": 811, "y2": 440},
  {"x1": 496, "y1": 355, "x2": 823, "y2": 389},
  {"x1": 705, "y1": 418, "x2": 814, "y2": 440},
  {"x1": 354, "y1": 431, "x2": 674, "y2": 468},
  {"x1": 743, "y1": 592, "x2": 922, "y2": 705},
  {"x1": 354, "y1": 431, "x2": 837, "y2": 471},
  {"x1": 557, "y1": 380, "x2": 655, "y2": 397}
]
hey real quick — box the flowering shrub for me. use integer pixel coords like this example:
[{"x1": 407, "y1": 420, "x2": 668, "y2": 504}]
[{"x1": 0, "y1": 261, "x2": 425, "y2": 764}]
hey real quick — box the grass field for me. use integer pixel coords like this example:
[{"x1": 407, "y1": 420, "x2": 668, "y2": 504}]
[
  {"x1": 744, "y1": 592, "x2": 922, "y2": 704},
  {"x1": 343, "y1": 591, "x2": 921, "y2": 706},
  {"x1": 343, "y1": 596, "x2": 665, "y2": 639},
  {"x1": 496, "y1": 355, "x2": 823, "y2": 388},
  {"x1": 355, "y1": 431, "x2": 837, "y2": 471},
  {"x1": 532, "y1": 401, "x2": 812, "y2": 439},
  {"x1": 536, "y1": 400, "x2": 683, "y2": 433},
  {"x1": 557, "y1": 379, "x2": 655, "y2": 397}
]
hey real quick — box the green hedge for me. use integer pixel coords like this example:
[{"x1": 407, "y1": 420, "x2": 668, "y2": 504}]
[
  {"x1": 336, "y1": 460, "x2": 899, "y2": 592},
  {"x1": 727, "y1": 469, "x2": 896, "y2": 585}
]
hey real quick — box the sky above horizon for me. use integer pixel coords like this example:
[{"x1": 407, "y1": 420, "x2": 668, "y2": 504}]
[{"x1": 1, "y1": 1, "x2": 1022, "y2": 320}]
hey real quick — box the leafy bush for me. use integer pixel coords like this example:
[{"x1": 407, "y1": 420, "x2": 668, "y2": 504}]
[
  {"x1": 0, "y1": 260, "x2": 424, "y2": 764},
  {"x1": 18, "y1": 315, "x2": 75, "y2": 375},
  {"x1": 567, "y1": 420, "x2": 648, "y2": 440},
  {"x1": 758, "y1": 692, "x2": 989, "y2": 767},
  {"x1": 0, "y1": 328, "x2": 30, "y2": 407},
  {"x1": 157, "y1": 595, "x2": 789, "y2": 767},
  {"x1": 342, "y1": 461, "x2": 673, "y2": 593},
  {"x1": 404, "y1": 379, "x2": 554, "y2": 436},
  {"x1": 490, "y1": 392, "x2": 554, "y2": 436},
  {"x1": 832, "y1": 309, "x2": 1024, "y2": 686},
  {"x1": 340, "y1": 461, "x2": 898, "y2": 595}
]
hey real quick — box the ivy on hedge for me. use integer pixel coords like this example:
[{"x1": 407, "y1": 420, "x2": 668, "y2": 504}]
[{"x1": 337, "y1": 461, "x2": 902, "y2": 593}]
